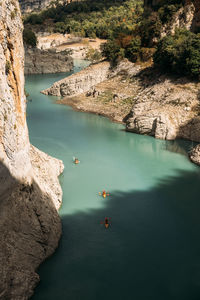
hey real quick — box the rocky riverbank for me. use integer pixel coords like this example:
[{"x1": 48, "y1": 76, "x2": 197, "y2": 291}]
[
  {"x1": 126, "y1": 68, "x2": 200, "y2": 143},
  {"x1": 42, "y1": 61, "x2": 111, "y2": 97},
  {"x1": 42, "y1": 58, "x2": 200, "y2": 163},
  {"x1": 57, "y1": 60, "x2": 141, "y2": 123}
]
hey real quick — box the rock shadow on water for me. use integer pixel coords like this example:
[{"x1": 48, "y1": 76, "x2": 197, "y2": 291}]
[{"x1": 33, "y1": 169, "x2": 200, "y2": 300}]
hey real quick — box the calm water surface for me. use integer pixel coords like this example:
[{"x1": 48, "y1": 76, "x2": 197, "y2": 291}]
[{"x1": 27, "y1": 60, "x2": 200, "y2": 300}]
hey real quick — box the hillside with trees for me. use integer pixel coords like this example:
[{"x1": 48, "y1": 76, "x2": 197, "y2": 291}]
[{"x1": 24, "y1": 0, "x2": 200, "y2": 78}]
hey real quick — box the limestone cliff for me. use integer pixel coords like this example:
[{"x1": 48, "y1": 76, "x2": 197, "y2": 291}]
[{"x1": 0, "y1": 1, "x2": 63, "y2": 299}]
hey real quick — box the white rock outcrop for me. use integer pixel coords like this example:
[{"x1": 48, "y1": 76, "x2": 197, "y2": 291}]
[
  {"x1": 42, "y1": 61, "x2": 110, "y2": 97},
  {"x1": 189, "y1": 144, "x2": 200, "y2": 166}
]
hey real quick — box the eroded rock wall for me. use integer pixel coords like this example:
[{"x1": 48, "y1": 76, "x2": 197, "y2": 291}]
[
  {"x1": 19, "y1": 0, "x2": 52, "y2": 13},
  {"x1": 126, "y1": 70, "x2": 200, "y2": 142},
  {"x1": 0, "y1": 0, "x2": 31, "y2": 181},
  {"x1": 25, "y1": 48, "x2": 73, "y2": 74},
  {"x1": 42, "y1": 61, "x2": 110, "y2": 97},
  {"x1": 0, "y1": 1, "x2": 64, "y2": 299}
]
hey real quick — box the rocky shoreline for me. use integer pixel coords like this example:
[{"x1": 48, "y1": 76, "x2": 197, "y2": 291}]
[{"x1": 43, "y1": 59, "x2": 200, "y2": 164}]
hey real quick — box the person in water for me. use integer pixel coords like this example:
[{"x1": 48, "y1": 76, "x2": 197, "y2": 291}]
[{"x1": 105, "y1": 217, "x2": 108, "y2": 224}]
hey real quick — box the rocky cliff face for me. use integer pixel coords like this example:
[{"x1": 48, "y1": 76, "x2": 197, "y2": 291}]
[
  {"x1": 126, "y1": 69, "x2": 200, "y2": 142},
  {"x1": 144, "y1": 0, "x2": 200, "y2": 35},
  {"x1": 25, "y1": 48, "x2": 73, "y2": 74},
  {"x1": 0, "y1": 1, "x2": 63, "y2": 299},
  {"x1": 19, "y1": 0, "x2": 52, "y2": 13},
  {"x1": 42, "y1": 61, "x2": 110, "y2": 97}
]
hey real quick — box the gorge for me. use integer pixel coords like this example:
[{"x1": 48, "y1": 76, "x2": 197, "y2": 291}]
[
  {"x1": 2, "y1": 0, "x2": 200, "y2": 299},
  {"x1": 27, "y1": 68, "x2": 200, "y2": 300}
]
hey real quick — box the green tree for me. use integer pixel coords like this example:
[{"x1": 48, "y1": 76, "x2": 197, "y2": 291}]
[
  {"x1": 125, "y1": 36, "x2": 141, "y2": 62},
  {"x1": 23, "y1": 28, "x2": 37, "y2": 47},
  {"x1": 101, "y1": 40, "x2": 125, "y2": 64}
]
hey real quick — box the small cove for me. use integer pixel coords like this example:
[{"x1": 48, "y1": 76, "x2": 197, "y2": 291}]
[{"x1": 27, "y1": 60, "x2": 200, "y2": 300}]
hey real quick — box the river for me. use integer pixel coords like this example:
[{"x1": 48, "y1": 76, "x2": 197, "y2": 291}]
[{"x1": 26, "y1": 60, "x2": 200, "y2": 300}]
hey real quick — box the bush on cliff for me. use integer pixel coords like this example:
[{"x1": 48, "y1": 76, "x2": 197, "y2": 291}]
[
  {"x1": 23, "y1": 28, "x2": 37, "y2": 47},
  {"x1": 153, "y1": 30, "x2": 200, "y2": 78}
]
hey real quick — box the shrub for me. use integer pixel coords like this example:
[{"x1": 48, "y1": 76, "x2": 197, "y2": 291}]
[
  {"x1": 86, "y1": 47, "x2": 102, "y2": 62},
  {"x1": 5, "y1": 61, "x2": 11, "y2": 75},
  {"x1": 125, "y1": 36, "x2": 141, "y2": 62},
  {"x1": 140, "y1": 12, "x2": 162, "y2": 46},
  {"x1": 139, "y1": 47, "x2": 156, "y2": 62},
  {"x1": 101, "y1": 40, "x2": 125, "y2": 65},
  {"x1": 23, "y1": 28, "x2": 37, "y2": 47}
]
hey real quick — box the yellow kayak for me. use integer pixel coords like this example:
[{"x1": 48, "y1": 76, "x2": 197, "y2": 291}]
[{"x1": 105, "y1": 223, "x2": 109, "y2": 229}]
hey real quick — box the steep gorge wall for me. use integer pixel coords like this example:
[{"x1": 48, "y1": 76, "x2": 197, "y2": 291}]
[
  {"x1": 0, "y1": 1, "x2": 63, "y2": 299},
  {"x1": 0, "y1": 0, "x2": 31, "y2": 181}
]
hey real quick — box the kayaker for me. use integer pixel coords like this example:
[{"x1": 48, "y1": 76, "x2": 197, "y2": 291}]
[
  {"x1": 74, "y1": 158, "x2": 79, "y2": 164},
  {"x1": 102, "y1": 190, "x2": 106, "y2": 198},
  {"x1": 104, "y1": 217, "x2": 109, "y2": 229}
]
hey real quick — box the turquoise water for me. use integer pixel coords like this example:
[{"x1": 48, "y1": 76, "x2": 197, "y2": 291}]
[{"x1": 27, "y1": 62, "x2": 200, "y2": 300}]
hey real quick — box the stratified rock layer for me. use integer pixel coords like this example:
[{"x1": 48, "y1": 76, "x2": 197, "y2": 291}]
[
  {"x1": 25, "y1": 48, "x2": 73, "y2": 74},
  {"x1": 42, "y1": 61, "x2": 110, "y2": 97},
  {"x1": 126, "y1": 71, "x2": 200, "y2": 142},
  {"x1": 0, "y1": 1, "x2": 64, "y2": 299}
]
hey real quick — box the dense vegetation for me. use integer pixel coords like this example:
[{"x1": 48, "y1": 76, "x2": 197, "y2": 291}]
[
  {"x1": 24, "y1": 0, "x2": 143, "y2": 39},
  {"x1": 24, "y1": 0, "x2": 200, "y2": 78},
  {"x1": 154, "y1": 30, "x2": 200, "y2": 78}
]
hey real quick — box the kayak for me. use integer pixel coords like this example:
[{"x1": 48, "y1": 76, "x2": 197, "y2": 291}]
[
  {"x1": 105, "y1": 223, "x2": 109, "y2": 229},
  {"x1": 99, "y1": 191, "x2": 110, "y2": 198}
]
